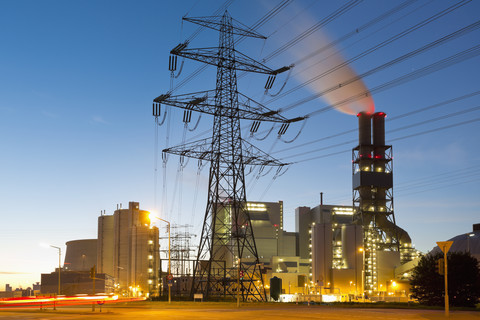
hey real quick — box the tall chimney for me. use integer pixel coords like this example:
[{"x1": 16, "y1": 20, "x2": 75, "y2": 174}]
[
  {"x1": 357, "y1": 112, "x2": 371, "y2": 147},
  {"x1": 372, "y1": 112, "x2": 386, "y2": 147},
  {"x1": 372, "y1": 112, "x2": 386, "y2": 171}
]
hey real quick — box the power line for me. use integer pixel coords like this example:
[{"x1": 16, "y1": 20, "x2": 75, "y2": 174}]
[
  {"x1": 179, "y1": 2, "x2": 477, "y2": 146},
  {"x1": 296, "y1": 43, "x2": 480, "y2": 117},
  {"x1": 395, "y1": 167, "x2": 480, "y2": 192},
  {"x1": 291, "y1": 0, "x2": 420, "y2": 67},
  {"x1": 171, "y1": 0, "x2": 293, "y2": 93},
  {"x1": 261, "y1": 0, "x2": 364, "y2": 62},
  {"x1": 268, "y1": 18, "x2": 480, "y2": 105},
  {"x1": 286, "y1": 116, "x2": 480, "y2": 164},
  {"x1": 270, "y1": 90, "x2": 480, "y2": 155}
]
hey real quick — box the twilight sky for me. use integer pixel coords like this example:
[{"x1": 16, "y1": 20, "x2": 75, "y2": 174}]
[{"x1": 1, "y1": 0, "x2": 479, "y2": 289}]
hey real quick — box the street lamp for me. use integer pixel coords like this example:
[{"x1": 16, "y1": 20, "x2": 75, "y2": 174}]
[
  {"x1": 40, "y1": 243, "x2": 61, "y2": 310},
  {"x1": 358, "y1": 247, "x2": 365, "y2": 302},
  {"x1": 467, "y1": 233, "x2": 474, "y2": 253},
  {"x1": 149, "y1": 213, "x2": 171, "y2": 304},
  {"x1": 51, "y1": 245, "x2": 61, "y2": 298}
]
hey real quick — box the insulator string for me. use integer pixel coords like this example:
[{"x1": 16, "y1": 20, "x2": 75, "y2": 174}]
[
  {"x1": 279, "y1": 119, "x2": 307, "y2": 143},
  {"x1": 265, "y1": 67, "x2": 293, "y2": 97}
]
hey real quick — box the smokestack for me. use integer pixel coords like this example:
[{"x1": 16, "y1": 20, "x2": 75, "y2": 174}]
[
  {"x1": 372, "y1": 112, "x2": 386, "y2": 147},
  {"x1": 357, "y1": 112, "x2": 371, "y2": 146},
  {"x1": 372, "y1": 112, "x2": 387, "y2": 171},
  {"x1": 357, "y1": 112, "x2": 372, "y2": 170}
]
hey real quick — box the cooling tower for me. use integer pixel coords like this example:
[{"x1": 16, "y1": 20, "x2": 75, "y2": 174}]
[{"x1": 64, "y1": 239, "x2": 97, "y2": 271}]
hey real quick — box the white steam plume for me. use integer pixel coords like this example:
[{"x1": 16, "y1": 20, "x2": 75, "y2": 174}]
[{"x1": 285, "y1": 18, "x2": 374, "y2": 115}]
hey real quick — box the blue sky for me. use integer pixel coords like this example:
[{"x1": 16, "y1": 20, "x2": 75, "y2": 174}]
[{"x1": 1, "y1": 0, "x2": 479, "y2": 289}]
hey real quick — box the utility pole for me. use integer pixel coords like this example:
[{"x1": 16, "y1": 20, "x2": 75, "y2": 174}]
[
  {"x1": 436, "y1": 241, "x2": 453, "y2": 317},
  {"x1": 50, "y1": 245, "x2": 61, "y2": 311},
  {"x1": 90, "y1": 265, "x2": 96, "y2": 312},
  {"x1": 153, "y1": 11, "x2": 301, "y2": 301},
  {"x1": 150, "y1": 215, "x2": 171, "y2": 303}
]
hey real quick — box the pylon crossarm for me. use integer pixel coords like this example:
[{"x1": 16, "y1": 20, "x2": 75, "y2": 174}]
[
  {"x1": 237, "y1": 92, "x2": 287, "y2": 122},
  {"x1": 154, "y1": 90, "x2": 291, "y2": 122},
  {"x1": 183, "y1": 15, "x2": 266, "y2": 39},
  {"x1": 171, "y1": 47, "x2": 274, "y2": 74},
  {"x1": 162, "y1": 138, "x2": 288, "y2": 167}
]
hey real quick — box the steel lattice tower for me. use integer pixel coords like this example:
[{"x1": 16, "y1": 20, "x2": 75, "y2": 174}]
[{"x1": 153, "y1": 12, "x2": 300, "y2": 301}]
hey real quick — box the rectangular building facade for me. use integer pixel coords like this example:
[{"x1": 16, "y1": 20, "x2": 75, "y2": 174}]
[
  {"x1": 297, "y1": 204, "x2": 364, "y2": 295},
  {"x1": 97, "y1": 202, "x2": 159, "y2": 297}
]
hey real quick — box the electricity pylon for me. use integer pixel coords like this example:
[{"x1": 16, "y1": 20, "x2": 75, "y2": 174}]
[{"x1": 153, "y1": 11, "x2": 300, "y2": 301}]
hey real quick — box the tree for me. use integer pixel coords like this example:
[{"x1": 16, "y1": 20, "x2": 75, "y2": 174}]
[{"x1": 410, "y1": 251, "x2": 480, "y2": 307}]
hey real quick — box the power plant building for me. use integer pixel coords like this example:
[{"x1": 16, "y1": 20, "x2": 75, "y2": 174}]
[
  {"x1": 191, "y1": 113, "x2": 423, "y2": 298},
  {"x1": 38, "y1": 112, "x2": 423, "y2": 301},
  {"x1": 41, "y1": 239, "x2": 113, "y2": 295},
  {"x1": 296, "y1": 204, "x2": 363, "y2": 295},
  {"x1": 153, "y1": 111, "x2": 420, "y2": 299},
  {"x1": 64, "y1": 239, "x2": 97, "y2": 272},
  {"x1": 248, "y1": 201, "x2": 297, "y2": 263},
  {"x1": 97, "y1": 201, "x2": 160, "y2": 297},
  {"x1": 267, "y1": 112, "x2": 420, "y2": 299}
]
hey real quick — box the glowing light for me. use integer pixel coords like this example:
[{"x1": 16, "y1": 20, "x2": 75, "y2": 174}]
[
  {"x1": 322, "y1": 294, "x2": 339, "y2": 302},
  {"x1": 246, "y1": 203, "x2": 267, "y2": 212},
  {"x1": 0, "y1": 294, "x2": 129, "y2": 308}
]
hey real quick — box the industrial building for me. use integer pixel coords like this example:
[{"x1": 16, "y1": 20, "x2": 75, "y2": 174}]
[
  {"x1": 41, "y1": 239, "x2": 103, "y2": 295},
  {"x1": 40, "y1": 201, "x2": 160, "y2": 297},
  {"x1": 248, "y1": 201, "x2": 297, "y2": 264},
  {"x1": 166, "y1": 201, "x2": 303, "y2": 297},
  {"x1": 297, "y1": 204, "x2": 363, "y2": 295},
  {"x1": 430, "y1": 223, "x2": 480, "y2": 260},
  {"x1": 41, "y1": 270, "x2": 114, "y2": 295},
  {"x1": 351, "y1": 112, "x2": 418, "y2": 296},
  {"x1": 63, "y1": 239, "x2": 97, "y2": 272},
  {"x1": 158, "y1": 111, "x2": 421, "y2": 301},
  {"x1": 38, "y1": 112, "x2": 422, "y2": 300},
  {"x1": 40, "y1": 239, "x2": 113, "y2": 295},
  {"x1": 97, "y1": 201, "x2": 160, "y2": 297},
  {"x1": 252, "y1": 112, "x2": 421, "y2": 301},
  {"x1": 37, "y1": 110, "x2": 421, "y2": 301}
]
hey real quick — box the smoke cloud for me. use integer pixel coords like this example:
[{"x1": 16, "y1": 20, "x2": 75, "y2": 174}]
[{"x1": 286, "y1": 24, "x2": 374, "y2": 115}]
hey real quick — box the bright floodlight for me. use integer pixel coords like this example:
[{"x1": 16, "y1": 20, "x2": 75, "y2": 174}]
[{"x1": 148, "y1": 212, "x2": 157, "y2": 221}]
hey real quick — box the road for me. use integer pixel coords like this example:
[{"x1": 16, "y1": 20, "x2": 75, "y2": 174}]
[{"x1": 0, "y1": 302, "x2": 479, "y2": 319}]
